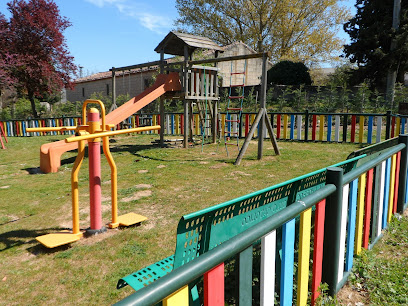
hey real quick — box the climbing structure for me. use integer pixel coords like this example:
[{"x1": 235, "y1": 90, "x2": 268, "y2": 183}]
[{"x1": 223, "y1": 59, "x2": 246, "y2": 155}]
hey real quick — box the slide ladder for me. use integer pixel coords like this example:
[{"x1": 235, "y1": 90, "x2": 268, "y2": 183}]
[{"x1": 223, "y1": 60, "x2": 246, "y2": 156}]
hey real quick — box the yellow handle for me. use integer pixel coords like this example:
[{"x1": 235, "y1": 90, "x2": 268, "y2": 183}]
[
  {"x1": 65, "y1": 125, "x2": 161, "y2": 143},
  {"x1": 26, "y1": 126, "x2": 77, "y2": 132},
  {"x1": 82, "y1": 99, "x2": 106, "y2": 131}
]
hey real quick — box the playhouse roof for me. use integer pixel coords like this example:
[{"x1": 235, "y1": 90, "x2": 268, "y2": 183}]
[{"x1": 154, "y1": 31, "x2": 223, "y2": 56}]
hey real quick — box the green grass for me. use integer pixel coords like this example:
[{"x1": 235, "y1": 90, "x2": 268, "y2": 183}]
[
  {"x1": 342, "y1": 214, "x2": 408, "y2": 305},
  {"x1": 0, "y1": 134, "x2": 362, "y2": 304}
]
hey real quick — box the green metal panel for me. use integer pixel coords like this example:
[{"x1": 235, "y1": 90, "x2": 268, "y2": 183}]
[
  {"x1": 173, "y1": 155, "x2": 364, "y2": 269},
  {"x1": 117, "y1": 255, "x2": 174, "y2": 290},
  {"x1": 118, "y1": 155, "x2": 365, "y2": 291}
]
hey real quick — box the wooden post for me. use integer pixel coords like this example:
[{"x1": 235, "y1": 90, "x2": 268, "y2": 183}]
[
  {"x1": 257, "y1": 53, "x2": 267, "y2": 160},
  {"x1": 160, "y1": 49, "x2": 165, "y2": 146},
  {"x1": 110, "y1": 68, "x2": 116, "y2": 113},
  {"x1": 183, "y1": 45, "x2": 189, "y2": 148}
]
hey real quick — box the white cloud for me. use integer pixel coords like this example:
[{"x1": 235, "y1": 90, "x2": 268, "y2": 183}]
[
  {"x1": 85, "y1": 0, "x2": 125, "y2": 8},
  {"x1": 85, "y1": 0, "x2": 172, "y2": 34}
]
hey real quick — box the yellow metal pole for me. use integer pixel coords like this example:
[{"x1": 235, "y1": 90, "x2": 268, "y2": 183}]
[
  {"x1": 71, "y1": 139, "x2": 85, "y2": 235},
  {"x1": 65, "y1": 126, "x2": 161, "y2": 143},
  {"x1": 26, "y1": 126, "x2": 77, "y2": 133},
  {"x1": 103, "y1": 136, "x2": 119, "y2": 228}
]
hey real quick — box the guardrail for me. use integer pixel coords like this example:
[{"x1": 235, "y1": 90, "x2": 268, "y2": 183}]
[{"x1": 115, "y1": 135, "x2": 408, "y2": 305}]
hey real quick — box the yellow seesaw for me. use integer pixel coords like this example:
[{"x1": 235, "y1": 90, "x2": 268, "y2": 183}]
[{"x1": 27, "y1": 99, "x2": 159, "y2": 248}]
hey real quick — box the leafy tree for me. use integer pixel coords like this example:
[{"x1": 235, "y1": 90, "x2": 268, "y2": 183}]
[
  {"x1": 175, "y1": 0, "x2": 350, "y2": 65},
  {"x1": 0, "y1": 12, "x2": 19, "y2": 91},
  {"x1": 267, "y1": 60, "x2": 312, "y2": 85},
  {"x1": 3, "y1": 0, "x2": 77, "y2": 118},
  {"x1": 343, "y1": 0, "x2": 408, "y2": 91}
]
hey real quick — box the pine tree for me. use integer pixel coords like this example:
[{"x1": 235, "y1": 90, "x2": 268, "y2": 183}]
[{"x1": 343, "y1": 0, "x2": 408, "y2": 91}]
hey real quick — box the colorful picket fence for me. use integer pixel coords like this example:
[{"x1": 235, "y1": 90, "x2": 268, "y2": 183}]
[
  {"x1": 2, "y1": 111, "x2": 406, "y2": 145},
  {"x1": 116, "y1": 135, "x2": 408, "y2": 306}
]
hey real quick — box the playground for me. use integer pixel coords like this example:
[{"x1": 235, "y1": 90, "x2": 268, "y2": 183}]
[
  {"x1": 1, "y1": 31, "x2": 408, "y2": 306},
  {"x1": 0, "y1": 134, "x2": 359, "y2": 304}
]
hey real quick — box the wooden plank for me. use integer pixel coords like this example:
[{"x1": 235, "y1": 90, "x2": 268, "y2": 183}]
[
  {"x1": 239, "y1": 246, "x2": 253, "y2": 306},
  {"x1": 396, "y1": 117, "x2": 401, "y2": 136},
  {"x1": 204, "y1": 263, "x2": 224, "y2": 306},
  {"x1": 351, "y1": 115, "x2": 356, "y2": 143},
  {"x1": 311, "y1": 200, "x2": 326, "y2": 306},
  {"x1": 359, "y1": 116, "x2": 364, "y2": 143},
  {"x1": 382, "y1": 158, "x2": 391, "y2": 229},
  {"x1": 162, "y1": 285, "x2": 189, "y2": 306},
  {"x1": 290, "y1": 115, "x2": 295, "y2": 140},
  {"x1": 367, "y1": 116, "x2": 373, "y2": 144},
  {"x1": 387, "y1": 154, "x2": 397, "y2": 222},
  {"x1": 363, "y1": 169, "x2": 373, "y2": 249},
  {"x1": 335, "y1": 115, "x2": 340, "y2": 142},
  {"x1": 393, "y1": 152, "x2": 401, "y2": 214},
  {"x1": 280, "y1": 218, "x2": 295, "y2": 306},
  {"x1": 377, "y1": 161, "x2": 386, "y2": 237},
  {"x1": 376, "y1": 116, "x2": 382, "y2": 143},
  {"x1": 283, "y1": 114, "x2": 288, "y2": 139},
  {"x1": 297, "y1": 115, "x2": 302, "y2": 140},
  {"x1": 261, "y1": 230, "x2": 276, "y2": 306},
  {"x1": 355, "y1": 173, "x2": 366, "y2": 255},
  {"x1": 312, "y1": 115, "x2": 317, "y2": 141},
  {"x1": 337, "y1": 184, "x2": 350, "y2": 283},
  {"x1": 346, "y1": 179, "x2": 358, "y2": 271},
  {"x1": 327, "y1": 115, "x2": 332, "y2": 142},
  {"x1": 319, "y1": 115, "x2": 324, "y2": 141},
  {"x1": 297, "y1": 208, "x2": 312, "y2": 306}
]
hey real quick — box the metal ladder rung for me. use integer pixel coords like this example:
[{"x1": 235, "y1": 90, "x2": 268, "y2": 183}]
[
  {"x1": 224, "y1": 131, "x2": 238, "y2": 134},
  {"x1": 225, "y1": 143, "x2": 239, "y2": 146},
  {"x1": 231, "y1": 72, "x2": 245, "y2": 75},
  {"x1": 230, "y1": 84, "x2": 244, "y2": 87},
  {"x1": 227, "y1": 108, "x2": 242, "y2": 111},
  {"x1": 229, "y1": 96, "x2": 244, "y2": 99},
  {"x1": 225, "y1": 120, "x2": 240, "y2": 123}
]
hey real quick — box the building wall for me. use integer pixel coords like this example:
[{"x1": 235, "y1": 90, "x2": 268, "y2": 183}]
[
  {"x1": 216, "y1": 43, "x2": 272, "y2": 87},
  {"x1": 66, "y1": 70, "x2": 156, "y2": 103}
]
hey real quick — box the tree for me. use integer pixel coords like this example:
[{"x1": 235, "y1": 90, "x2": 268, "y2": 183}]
[
  {"x1": 175, "y1": 0, "x2": 350, "y2": 65},
  {"x1": 0, "y1": 13, "x2": 18, "y2": 91},
  {"x1": 4, "y1": 0, "x2": 77, "y2": 117},
  {"x1": 267, "y1": 60, "x2": 312, "y2": 85},
  {"x1": 343, "y1": 0, "x2": 408, "y2": 92}
]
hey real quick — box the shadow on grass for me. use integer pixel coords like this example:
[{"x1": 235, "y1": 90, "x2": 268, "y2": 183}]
[{"x1": 0, "y1": 227, "x2": 65, "y2": 253}]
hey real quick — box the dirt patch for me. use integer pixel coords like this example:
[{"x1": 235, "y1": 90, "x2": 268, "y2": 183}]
[
  {"x1": 0, "y1": 185, "x2": 10, "y2": 189},
  {"x1": 230, "y1": 171, "x2": 251, "y2": 176},
  {"x1": 138, "y1": 170, "x2": 148, "y2": 174},
  {"x1": 77, "y1": 228, "x2": 117, "y2": 246},
  {"x1": 135, "y1": 184, "x2": 152, "y2": 189},
  {"x1": 337, "y1": 282, "x2": 369, "y2": 305},
  {"x1": 121, "y1": 190, "x2": 152, "y2": 202},
  {"x1": 199, "y1": 161, "x2": 209, "y2": 164},
  {"x1": 209, "y1": 163, "x2": 229, "y2": 169},
  {"x1": 157, "y1": 165, "x2": 166, "y2": 169}
]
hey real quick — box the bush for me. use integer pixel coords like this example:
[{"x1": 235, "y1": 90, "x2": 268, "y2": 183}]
[{"x1": 267, "y1": 61, "x2": 312, "y2": 86}]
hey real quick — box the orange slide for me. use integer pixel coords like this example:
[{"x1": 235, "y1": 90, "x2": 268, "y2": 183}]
[{"x1": 39, "y1": 72, "x2": 182, "y2": 173}]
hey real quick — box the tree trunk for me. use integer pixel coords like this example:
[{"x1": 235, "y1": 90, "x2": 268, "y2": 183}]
[{"x1": 29, "y1": 93, "x2": 38, "y2": 118}]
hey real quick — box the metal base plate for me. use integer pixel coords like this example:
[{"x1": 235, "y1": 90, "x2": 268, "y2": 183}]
[
  {"x1": 110, "y1": 213, "x2": 147, "y2": 228},
  {"x1": 36, "y1": 232, "x2": 83, "y2": 248}
]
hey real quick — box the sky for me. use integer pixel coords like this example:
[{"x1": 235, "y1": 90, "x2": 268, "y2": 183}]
[{"x1": 0, "y1": 0, "x2": 357, "y2": 76}]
